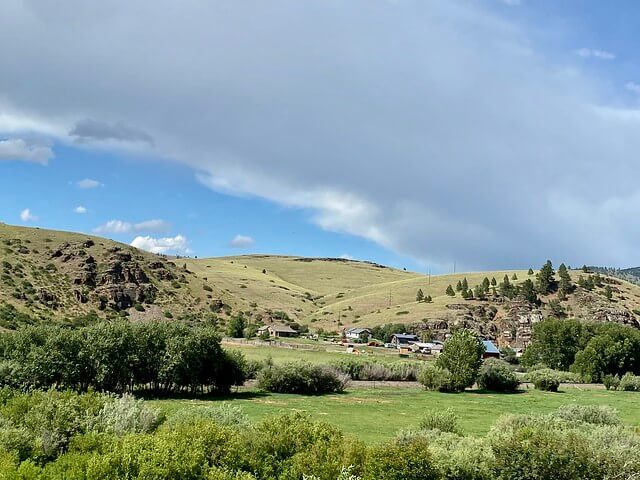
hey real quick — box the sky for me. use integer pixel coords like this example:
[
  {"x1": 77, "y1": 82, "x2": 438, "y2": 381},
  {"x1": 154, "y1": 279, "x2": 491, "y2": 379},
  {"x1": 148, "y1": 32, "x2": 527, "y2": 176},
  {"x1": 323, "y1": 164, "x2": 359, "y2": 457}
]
[{"x1": 1, "y1": 0, "x2": 640, "y2": 273}]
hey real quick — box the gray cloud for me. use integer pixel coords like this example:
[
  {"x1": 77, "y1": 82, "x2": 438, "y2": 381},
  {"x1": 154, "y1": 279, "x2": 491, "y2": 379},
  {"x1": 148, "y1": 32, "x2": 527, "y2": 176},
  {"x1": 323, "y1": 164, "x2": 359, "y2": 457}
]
[
  {"x1": 0, "y1": 138, "x2": 52, "y2": 164},
  {"x1": 70, "y1": 118, "x2": 154, "y2": 146},
  {"x1": 1, "y1": 1, "x2": 640, "y2": 270}
]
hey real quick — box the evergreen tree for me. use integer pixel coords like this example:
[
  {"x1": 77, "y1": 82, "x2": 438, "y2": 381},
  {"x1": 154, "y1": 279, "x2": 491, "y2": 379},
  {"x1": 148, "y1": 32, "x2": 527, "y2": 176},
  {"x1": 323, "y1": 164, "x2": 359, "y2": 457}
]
[
  {"x1": 467, "y1": 289, "x2": 474, "y2": 300},
  {"x1": 490, "y1": 277, "x2": 497, "y2": 286},
  {"x1": 500, "y1": 275, "x2": 515, "y2": 298},
  {"x1": 474, "y1": 284, "x2": 485, "y2": 300},
  {"x1": 446, "y1": 285, "x2": 455, "y2": 296},
  {"x1": 424, "y1": 295, "x2": 433, "y2": 303},
  {"x1": 604, "y1": 285, "x2": 613, "y2": 300},
  {"x1": 511, "y1": 273, "x2": 518, "y2": 281},
  {"x1": 416, "y1": 289, "x2": 424, "y2": 302},
  {"x1": 558, "y1": 263, "x2": 572, "y2": 295},
  {"x1": 455, "y1": 280, "x2": 463, "y2": 292},
  {"x1": 461, "y1": 278, "x2": 469, "y2": 291},
  {"x1": 582, "y1": 265, "x2": 589, "y2": 273},
  {"x1": 482, "y1": 277, "x2": 490, "y2": 292},
  {"x1": 461, "y1": 289, "x2": 469, "y2": 299},
  {"x1": 528, "y1": 268, "x2": 534, "y2": 275},
  {"x1": 536, "y1": 260, "x2": 556, "y2": 294},
  {"x1": 520, "y1": 279, "x2": 537, "y2": 304}
]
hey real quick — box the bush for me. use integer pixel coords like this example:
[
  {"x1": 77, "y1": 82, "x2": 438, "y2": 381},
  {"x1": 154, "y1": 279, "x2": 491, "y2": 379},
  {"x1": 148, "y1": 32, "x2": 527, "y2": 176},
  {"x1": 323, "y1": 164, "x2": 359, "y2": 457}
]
[
  {"x1": 418, "y1": 365, "x2": 455, "y2": 392},
  {"x1": 364, "y1": 438, "x2": 438, "y2": 480},
  {"x1": 551, "y1": 404, "x2": 620, "y2": 426},
  {"x1": 602, "y1": 374, "x2": 620, "y2": 390},
  {"x1": 90, "y1": 394, "x2": 164, "y2": 435},
  {"x1": 476, "y1": 358, "x2": 519, "y2": 392},
  {"x1": 618, "y1": 372, "x2": 640, "y2": 391},
  {"x1": 418, "y1": 408, "x2": 461, "y2": 435},
  {"x1": 332, "y1": 360, "x2": 421, "y2": 382},
  {"x1": 163, "y1": 403, "x2": 250, "y2": 430},
  {"x1": 529, "y1": 369, "x2": 560, "y2": 392},
  {"x1": 257, "y1": 362, "x2": 349, "y2": 394}
]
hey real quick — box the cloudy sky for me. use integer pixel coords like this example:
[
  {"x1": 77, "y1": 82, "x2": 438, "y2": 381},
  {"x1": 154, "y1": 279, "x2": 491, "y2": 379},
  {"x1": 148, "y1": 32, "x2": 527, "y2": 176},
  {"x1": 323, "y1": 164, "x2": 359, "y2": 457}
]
[{"x1": 2, "y1": 0, "x2": 640, "y2": 272}]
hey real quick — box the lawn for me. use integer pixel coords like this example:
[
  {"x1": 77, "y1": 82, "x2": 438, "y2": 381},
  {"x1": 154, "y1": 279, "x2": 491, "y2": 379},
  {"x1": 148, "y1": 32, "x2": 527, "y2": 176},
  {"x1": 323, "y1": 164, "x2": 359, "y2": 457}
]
[
  {"x1": 150, "y1": 386, "x2": 640, "y2": 444},
  {"x1": 224, "y1": 341, "x2": 415, "y2": 364}
]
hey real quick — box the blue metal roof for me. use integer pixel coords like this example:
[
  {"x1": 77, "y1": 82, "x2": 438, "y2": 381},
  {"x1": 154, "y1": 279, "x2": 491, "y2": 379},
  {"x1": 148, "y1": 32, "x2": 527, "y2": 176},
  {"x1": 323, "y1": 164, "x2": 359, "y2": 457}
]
[{"x1": 482, "y1": 340, "x2": 500, "y2": 354}]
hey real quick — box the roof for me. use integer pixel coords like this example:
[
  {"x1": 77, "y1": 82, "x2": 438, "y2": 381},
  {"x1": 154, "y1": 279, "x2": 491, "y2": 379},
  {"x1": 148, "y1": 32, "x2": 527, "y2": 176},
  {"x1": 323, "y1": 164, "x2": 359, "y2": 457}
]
[
  {"x1": 391, "y1": 333, "x2": 419, "y2": 340},
  {"x1": 482, "y1": 340, "x2": 500, "y2": 354},
  {"x1": 266, "y1": 324, "x2": 298, "y2": 333},
  {"x1": 346, "y1": 327, "x2": 371, "y2": 335}
]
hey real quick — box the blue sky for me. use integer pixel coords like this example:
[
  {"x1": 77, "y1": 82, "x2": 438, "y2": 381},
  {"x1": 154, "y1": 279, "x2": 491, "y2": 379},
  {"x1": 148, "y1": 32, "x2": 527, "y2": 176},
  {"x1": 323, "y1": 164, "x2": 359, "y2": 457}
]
[{"x1": 2, "y1": 0, "x2": 640, "y2": 273}]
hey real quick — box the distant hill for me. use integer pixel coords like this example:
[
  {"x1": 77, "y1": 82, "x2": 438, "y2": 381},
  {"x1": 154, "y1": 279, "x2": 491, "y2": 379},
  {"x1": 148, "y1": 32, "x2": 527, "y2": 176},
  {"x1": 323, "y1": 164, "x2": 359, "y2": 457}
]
[
  {"x1": 590, "y1": 266, "x2": 640, "y2": 285},
  {"x1": 2, "y1": 223, "x2": 640, "y2": 346}
]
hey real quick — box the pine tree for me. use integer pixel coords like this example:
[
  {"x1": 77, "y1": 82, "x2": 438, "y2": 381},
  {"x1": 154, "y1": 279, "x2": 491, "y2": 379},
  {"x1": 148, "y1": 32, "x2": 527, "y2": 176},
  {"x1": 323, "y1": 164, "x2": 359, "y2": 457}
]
[
  {"x1": 582, "y1": 265, "x2": 589, "y2": 273},
  {"x1": 455, "y1": 280, "x2": 463, "y2": 292},
  {"x1": 424, "y1": 295, "x2": 433, "y2": 303},
  {"x1": 528, "y1": 268, "x2": 534, "y2": 275},
  {"x1": 446, "y1": 285, "x2": 455, "y2": 296},
  {"x1": 500, "y1": 275, "x2": 514, "y2": 298},
  {"x1": 536, "y1": 260, "x2": 556, "y2": 294},
  {"x1": 558, "y1": 263, "x2": 572, "y2": 295},
  {"x1": 520, "y1": 279, "x2": 537, "y2": 304},
  {"x1": 461, "y1": 289, "x2": 469, "y2": 299},
  {"x1": 467, "y1": 289, "x2": 474, "y2": 299},
  {"x1": 416, "y1": 289, "x2": 424, "y2": 302},
  {"x1": 511, "y1": 273, "x2": 518, "y2": 281},
  {"x1": 482, "y1": 277, "x2": 490, "y2": 292},
  {"x1": 490, "y1": 277, "x2": 497, "y2": 286},
  {"x1": 474, "y1": 284, "x2": 484, "y2": 300},
  {"x1": 461, "y1": 278, "x2": 469, "y2": 291},
  {"x1": 604, "y1": 285, "x2": 613, "y2": 300}
]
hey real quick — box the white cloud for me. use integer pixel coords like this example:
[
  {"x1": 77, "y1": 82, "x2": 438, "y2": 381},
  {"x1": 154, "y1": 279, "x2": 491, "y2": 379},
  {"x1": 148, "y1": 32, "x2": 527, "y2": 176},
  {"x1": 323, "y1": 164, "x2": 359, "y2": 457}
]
[
  {"x1": 626, "y1": 82, "x2": 640, "y2": 95},
  {"x1": 130, "y1": 234, "x2": 191, "y2": 254},
  {"x1": 19, "y1": 208, "x2": 37, "y2": 222},
  {"x1": 0, "y1": 138, "x2": 53, "y2": 165},
  {"x1": 5, "y1": 2, "x2": 640, "y2": 269},
  {"x1": 93, "y1": 220, "x2": 132, "y2": 234},
  {"x1": 93, "y1": 218, "x2": 171, "y2": 234},
  {"x1": 76, "y1": 178, "x2": 103, "y2": 189},
  {"x1": 576, "y1": 48, "x2": 616, "y2": 60},
  {"x1": 229, "y1": 234, "x2": 255, "y2": 248},
  {"x1": 133, "y1": 219, "x2": 171, "y2": 232},
  {"x1": 74, "y1": 206, "x2": 87, "y2": 214}
]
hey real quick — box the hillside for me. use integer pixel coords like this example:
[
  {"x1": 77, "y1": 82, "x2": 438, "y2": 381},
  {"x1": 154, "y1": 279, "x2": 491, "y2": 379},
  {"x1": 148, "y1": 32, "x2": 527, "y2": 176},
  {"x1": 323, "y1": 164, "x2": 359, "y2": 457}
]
[
  {"x1": 0, "y1": 223, "x2": 221, "y2": 326},
  {"x1": 2, "y1": 223, "x2": 640, "y2": 346}
]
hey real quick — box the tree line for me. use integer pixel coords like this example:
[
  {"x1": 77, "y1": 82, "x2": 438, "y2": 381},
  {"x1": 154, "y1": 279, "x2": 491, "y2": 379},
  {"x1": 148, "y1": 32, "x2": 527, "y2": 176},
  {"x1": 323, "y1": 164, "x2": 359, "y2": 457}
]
[{"x1": 0, "y1": 322, "x2": 245, "y2": 394}]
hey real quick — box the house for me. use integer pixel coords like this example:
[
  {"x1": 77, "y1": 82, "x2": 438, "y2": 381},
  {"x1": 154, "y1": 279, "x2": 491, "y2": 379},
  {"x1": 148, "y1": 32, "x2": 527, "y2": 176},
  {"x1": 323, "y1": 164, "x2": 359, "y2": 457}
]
[
  {"x1": 482, "y1": 340, "x2": 500, "y2": 359},
  {"x1": 257, "y1": 324, "x2": 299, "y2": 338},
  {"x1": 344, "y1": 327, "x2": 372, "y2": 342},
  {"x1": 411, "y1": 341, "x2": 444, "y2": 355},
  {"x1": 390, "y1": 333, "x2": 419, "y2": 349}
]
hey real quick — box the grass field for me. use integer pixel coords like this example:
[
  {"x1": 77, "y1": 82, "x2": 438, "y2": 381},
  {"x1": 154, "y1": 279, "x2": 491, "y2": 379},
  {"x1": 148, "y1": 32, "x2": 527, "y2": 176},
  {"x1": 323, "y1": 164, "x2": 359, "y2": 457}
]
[
  {"x1": 151, "y1": 387, "x2": 640, "y2": 444},
  {"x1": 223, "y1": 340, "x2": 418, "y2": 364}
]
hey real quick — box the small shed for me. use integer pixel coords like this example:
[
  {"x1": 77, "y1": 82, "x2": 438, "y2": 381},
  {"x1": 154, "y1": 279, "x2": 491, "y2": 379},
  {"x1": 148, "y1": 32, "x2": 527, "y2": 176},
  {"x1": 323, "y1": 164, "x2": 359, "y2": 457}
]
[{"x1": 482, "y1": 340, "x2": 500, "y2": 359}]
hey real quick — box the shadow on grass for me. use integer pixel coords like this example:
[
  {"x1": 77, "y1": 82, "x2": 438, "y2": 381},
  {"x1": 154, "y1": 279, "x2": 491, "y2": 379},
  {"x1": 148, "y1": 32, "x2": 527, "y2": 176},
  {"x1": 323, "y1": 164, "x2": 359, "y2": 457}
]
[
  {"x1": 136, "y1": 389, "x2": 270, "y2": 401},
  {"x1": 471, "y1": 388, "x2": 527, "y2": 395}
]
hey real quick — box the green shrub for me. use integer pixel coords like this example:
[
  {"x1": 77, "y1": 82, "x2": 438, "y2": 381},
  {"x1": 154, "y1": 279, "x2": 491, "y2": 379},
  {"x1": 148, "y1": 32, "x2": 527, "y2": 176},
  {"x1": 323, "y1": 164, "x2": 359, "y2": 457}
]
[
  {"x1": 618, "y1": 372, "x2": 640, "y2": 391},
  {"x1": 551, "y1": 404, "x2": 620, "y2": 426},
  {"x1": 418, "y1": 365, "x2": 455, "y2": 392},
  {"x1": 163, "y1": 403, "x2": 250, "y2": 430},
  {"x1": 602, "y1": 374, "x2": 620, "y2": 390},
  {"x1": 332, "y1": 360, "x2": 421, "y2": 382},
  {"x1": 427, "y1": 432, "x2": 494, "y2": 480},
  {"x1": 90, "y1": 394, "x2": 163, "y2": 435},
  {"x1": 364, "y1": 438, "x2": 437, "y2": 480},
  {"x1": 257, "y1": 362, "x2": 349, "y2": 394},
  {"x1": 476, "y1": 358, "x2": 519, "y2": 392},
  {"x1": 418, "y1": 408, "x2": 461, "y2": 435},
  {"x1": 531, "y1": 370, "x2": 560, "y2": 392}
]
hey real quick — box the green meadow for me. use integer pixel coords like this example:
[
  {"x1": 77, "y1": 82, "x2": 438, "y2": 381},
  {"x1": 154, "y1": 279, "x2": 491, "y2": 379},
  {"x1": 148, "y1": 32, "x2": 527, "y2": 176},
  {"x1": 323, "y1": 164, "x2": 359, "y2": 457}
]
[{"x1": 151, "y1": 386, "x2": 640, "y2": 444}]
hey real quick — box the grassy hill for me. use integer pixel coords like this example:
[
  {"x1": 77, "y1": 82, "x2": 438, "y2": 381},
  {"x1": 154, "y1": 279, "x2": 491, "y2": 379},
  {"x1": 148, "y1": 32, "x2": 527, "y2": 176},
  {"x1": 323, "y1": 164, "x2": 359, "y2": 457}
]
[
  {"x1": 0, "y1": 223, "x2": 220, "y2": 326},
  {"x1": 2, "y1": 223, "x2": 640, "y2": 346}
]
